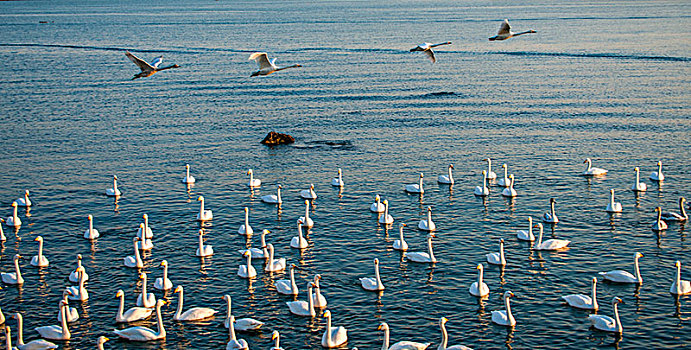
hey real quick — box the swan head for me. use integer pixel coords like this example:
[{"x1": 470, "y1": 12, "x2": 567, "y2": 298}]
[
  {"x1": 500, "y1": 238, "x2": 504, "y2": 244},
  {"x1": 504, "y1": 291, "x2": 515, "y2": 299},
  {"x1": 440, "y1": 316, "x2": 449, "y2": 325},
  {"x1": 246, "y1": 169, "x2": 253, "y2": 175},
  {"x1": 400, "y1": 223, "x2": 407, "y2": 228},
  {"x1": 278, "y1": 184, "x2": 282, "y2": 189},
  {"x1": 378, "y1": 322, "x2": 390, "y2": 331},
  {"x1": 115, "y1": 290, "x2": 125, "y2": 298},
  {"x1": 323, "y1": 310, "x2": 331, "y2": 318},
  {"x1": 77, "y1": 254, "x2": 82, "y2": 260},
  {"x1": 680, "y1": 197, "x2": 686, "y2": 204},
  {"x1": 635, "y1": 252, "x2": 644, "y2": 259},
  {"x1": 160, "y1": 260, "x2": 168, "y2": 267},
  {"x1": 304, "y1": 199, "x2": 309, "y2": 205},
  {"x1": 262, "y1": 229, "x2": 270, "y2": 235},
  {"x1": 449, "y1": 164, "x2": 454, "y2": 169},
  {"x1": 25, "y1": 190, "x2": 30, "y2": 195},
  {"x1": 143, "y1": 214, "x2": 148, "y2": 220},
  {"x1": 98, "y1": 337, "x2": 109, "y2": 345},
  {"x1": 243, "y1": 250, "x2": 251, "y2": 257},
  {"x1": 186, "y1": 164, "x2": 190, "y2": 169},
  {"x1": 223, "y1": 294, "x2": 230, "y2": 302},
  {"x1": 676, "y1": 260, "x2": 681, "y2": 268},
  {"x1": 174, "y1": 285, "x2": 183, "y2": 293},
  {"x1": 337, "y1": 168, "x2": 342, "y2": 174},
  {"x1": 528, "y1": 216, "x2": 532, "y2": 223},
  {"x1": 427, "y1": 206, "x2": 432, "y2": 212},
  {"x1": 315, "y1": 274, "x2": 322, "y2": 280},
  {"x1": 482, "y1": 170, "x2": 487, "y2": 176},
  {"x1": 583, "y1": 158, "x2": 591, "y2": 164},
  {"x1": 428, "y1": 233, "x2": 435, "y2": 239},
  {"x1": 634, "y1": 167, "x2": 639, "y2": 172},
  {"x1": 383, "y1": 200, "x2": 389, "y2": 205},
  {"x1": 550, "y1": 198, "x2": 556, "y2": 203},
  {"x1": 375, "y1": 194, "x2": 381, "y2": 201},
  {"x1": 310, "y1": 184, "x2": 315, "y2": 189},
  {"x1": 419, "y1": 173, "x2": 424, "y2": 178},
  {"x1": 14, "y1": 254, "x2": 21, "y2": 261},
  {"x1": 133, "y1": 237, "x2": 140, "y2": 242},
  {"x1": 10, "y1": 201, "x2": 17, "y2": 208},
  {"x1": 197, "y1": 196, "x2": 204, "y2": 201},
  {"x1": 244, "y1": 207, "x2": 249, "y2": 212},
  {"x1": 654, "y1": 207, "x2": 661, "y2": 212},
  {"x1": 612, "y1": 297, "x2": 623, "y2": 305},
  {"x1": 476, "y1": 263, "x2": 483, "y2": 271},
  {"x1": 610, "y1": 188, "x2": 615, "y2": 194},
  {"x1": 198, "y1": 229, "x2": 205, "y2": 235},
  {"x1": 156, "y1": 299, "x2": 168, "y2": 307},
  {"x1": 272, "y1": 330, "x2": 279, "y2": 340},
  {"x1": 139, "y1": 223, "x2": 145, "y2": 229},
  {"x1": 34, "y1": 236, "x2": 43, "y2": 242},
  {"x1": 87, "y1": 214, "x2": 93, "y2": 220},
  {"x1": 113, "y1": 175, "x2": 118, "y2": 180},
  {"x1": 139, "y1": 272, "x2": 147, "y2": 280},
  {"x1": 502, "y1": 163, "x2": 507, "y2": 169},
  {"x1": 374, "y1": 258, "x2": 379, "y2": 265},
  {"x1": 592, "y1": 277, "x2": 598, "y2": 284}
]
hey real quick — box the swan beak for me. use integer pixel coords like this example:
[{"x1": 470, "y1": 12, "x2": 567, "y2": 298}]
[
  {"x1": 272, "y1": 332, "x2": 279, "y2": 340},
  {"x1": 442, "y1": 317, "x2": 448, "y2": 323},
  {"x1": 509, "y1": 292, "x2": 515, "y2": 298},
  {"x1": 174, "y1": 286, "x2": 182, "y2": 293},
  {"x1": 377, "y1": 324, "x2": 383, "y2": 330},
  {"x1": 33, "y1": 236, "x2": 40, "y2": 242},
  {"x1": 676, "y1": 261, "x2": 681, "y2": 267}
]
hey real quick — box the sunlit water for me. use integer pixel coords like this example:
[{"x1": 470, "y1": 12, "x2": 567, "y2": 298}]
[{"x1": 0, "y1": 0, "x2": 690, "y2": 349}]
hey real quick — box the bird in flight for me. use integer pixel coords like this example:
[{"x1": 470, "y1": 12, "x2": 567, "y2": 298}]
[
  {"x1": 125, "y1": 51, "x2": 180, "y2": 80},
  {"x1": 409, "y1": 42, "x2": 452, "y2": 63},
  {"x1": 248, "y1": 52, "x2": 302, "y2": 77},
  {"x1": 489, "y1": 19, "x2": 536, "y2": 41}
]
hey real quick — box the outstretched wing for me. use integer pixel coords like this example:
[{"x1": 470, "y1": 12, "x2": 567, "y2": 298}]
[
  {"x1": 498, "y1": 19, "x2": 511, "y2": 35},
  {"x1": 125, "y1": 51, "x2": 155, "y2": 72},
  {"x1": 424, "y1": 49, "x2": 436, "y2": 63},
  {"x1": 150, "y1": 56, "x2": 163, "y2": 68},
  {"x1": 249, "y1": 52, "x2": 273, "y2": 69}
]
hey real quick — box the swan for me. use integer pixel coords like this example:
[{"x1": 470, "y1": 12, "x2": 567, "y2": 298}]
[
  {"x1": 469, "y1": 264, "x2": 489, "y2": 297},
  {"x1": 65, "y1": 267, "x2": 88, "y2": 301},
  {"x1": 58, "y1": 291, "x2": 80, "y2": 322},
  {"x1": 261, "y1": 185, "x2": 282, "y2": 204},
  {"x1": 123, "y1": 238, "x2": 144, "y2": 268},
  {"x1": 105, "y1": 175, "x2": 121, "y2": 197},
  {"x1": 588, "y1": 297, "x2": 624, "y2": 333},
  {"x1": 370, "y1": 195, "x2": 385, "y2": 213},
  {"x1": 298, "y1": 200, "x2": 314, "y2": 228},
  {"x1": 97, "y1": 336, "x2": 109, "y2": 350},
  {"x1": 392, "y1": 223, "x2": 408, "y2": 251},
  {"x1": 225, "y1": 315, "x2": 249, "y2": 350},
  {"x1": 264, "y1": 243, "x2": 286, "y2": 272},
  {"x1": 410, "y1": 41, "x2": 452, "y2": 63},
  {"x1": 115, "y1": 289, "x2": 153, "y2": 323},
  {"x1": 68, "y1": 254, "x2": 88, "y2": 283},
  {"x1": 489, "y1": 19, "x2": 536, "y2": 41},
  {"x1": 670, "y1": 260, "x2": 691, "y2": 295},
  {"x1": 605, "y1": 189, "x2": 622, "y2": 213},
  {"x1": 196, "y1": 196, "x2": 213, "y2": 221},
  {"x1": 438, "y1": 164, "x2": 454, "y2": 184},
  {"x1": 378, "y1": 322, "x2": 429, "y2": 350},
  {"x1": 533, "y1": 223, "x2": 570, "y2": 250},
  {"x1": 331, "y1": 168, "x2": 344, "y2": 187},
  {"x1": 582, "y1": 158, "x2": 608, "y2": 176},
  {"x1": 173, "y1": 285, "x2": 218, "y2": 321},
  {"x1": 136, "y1": 224, "x2": 153, "y2": 250},
  {"x1": 291, "y1": 221, "x2": 309, "y2": 249},
  {"x1": 223, "y1": 295, "x2": 264, "y2": 331},
  {"x1": 6, "y1": 202, "x2": 21, "y2": 227},
  {"x1": 542, "y1": 198, "x2": 559, "y2": 224},
  {"x1": 407, "y1": 234, "x2": 437, "y2": 263},
  {"x1": 30, "y1": 236, "x2": 49, "y2": 267},
  {"x1": 650, "y1": 161, "x2": 664, "y2": 182},
  {"x1": 249, "y1": 52, "x2": 301, "y2": 77},
  {"x1": 83, "y1": 214, "x2": 100, "y2": 239},
  {"x1": 652, "y1": 207, "x2": 668, "y2": 231},
  {"x1": 491, "y1": 291, "x2": 516, "y2": 327},
  {"x1": 13, "y1": 313, "x2": 58, "y2": 349},
  {"x1": 360, "y1": 258, "x2": 385, "y2": 291},
  {"x1": 238, "y1": 229, "x2": 269, "y2": 258},
  {"x1": 405, "y1": 173, "x2": 424, "y2": 194},
  {"x1": 300, "y1": 184, "x2": 317, "y2": 200},
  {"x1": 182, "y1": 164, "x2": 196, "y2": 184},
  {"x1": 497, "y1": 164, "x2": 510, "y2": 187},
  {"x1": 1, "y1": 254, "x2": 24, "y2": 285},
  {"x1": 195, "y1": 229, "x2": 213, "y2": 256},
  {"x1": 501, "y1": 175, "x2": 517, "y2": 197},
  {"x1": 661, "y1": 197, "x2": 688, "y2": 222},
  {"x1": 135, "y1": 272, "x2": 156, "y2": 308},
  {"x1": 473, "y1": 170, "x2": 489, "y2": 196},
  {"x1": 237, "y1": 251, "x2": 257, "y2": 278},
  {"x1": 276, "y1": 264, "x2": 299, "y2": 295},
  {"x1": 125, "y1": 51, "x2": 179, "y2": 80},
  {"x1": 631, "y1": 167, "x2": 647, "y2": 192},
  {"x1": 482, "y1": 158, "x2": 497, "y2": 180},
  {"x1": 562, "y1": 277, "x2": 599, "y2": 310},
  {"x1": 486, "y1": 239, "x2": 506, "y2": 266},
  {"x1": 312, "y1": 274, "x2": 328, "y2": 308},
  {"x1": 154, "y1": 260, "x2": 173, "y2": 290},
  {"x1": 271, "y1": 331, "x2": 284, "y2": 350},
  {"x1": 113, "y1": 299, "x2": 167, "y2": 341},
  {"x1": 378, "y1": 200, "x2": 394, "y2": 225},
  {"x1": 418, "y1": 206, "x2": 436, "y2": 231},
  {"x1": 322, "y1": 310, "x2": 348, "y2": 348},
  {"x1": 245, "y1": 169, "x2": 261, "y2": 188},
  {"x1": 599, "y1": 252, "x2": 644, "y2": 284},
  {"x1": 286, "y1": 283, "x2": 316, "y2": 316},
  {"x1": 438, "y1": 317, "x2": 474, "y2": 350},
  {"x1": 138, "y1": 214, "x2": 153, "y2": 239},
  {"x1": 35, "y1": 301, "x2": 70, "y2": 340},
  {"x1": 15, "y1": 190, "x2": 31, "y2": 207}
]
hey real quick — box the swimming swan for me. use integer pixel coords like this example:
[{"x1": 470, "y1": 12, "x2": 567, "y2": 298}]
[
  {"x1": 69, "y1": 254, "x2": 89, "y2": 283},
  {"x1": 379, "y1": 200, "x2": 394, "y2": 225},
  {"x1": 516, "y1": 216, "x2": 534, "y2": 241},
  {"x1": 652, "y1": 207, "x2": 668, "y2": 231},
  {"x1": 370, "y1": 195, "x2": 385, "y2": 213},
  {"x1": 331, "y1": 168, "x2": 344, "y2": 187},
  {"x1": 13, "y1": 312, "x2": 58, "y2": 349},
  {"x1": 491, "y1": 291, "x2": 516, "y2": 327},
  {"x1": 264, "y1": 243, "x2": 286, "y2": 272},
  {"x1": 136, "y1": 272, "x2": 156, "y2": 308},
  {"x1": 182, "y1": 164, "x2": 196, "y2": 184},
  {"x1": 246, "y1": 169, "x2": 261, "y2": 188},
  {"x1": 1, "y1": 254, "x2": 24, "y2": 285},
  {"x1": 438, "y1": 164, "x2": 454, "y2": 184},
  {"x1": 312, "y1": 274, "x2": 328, "y2": 308},
  {"x1": 58, "y1": 291, "x2": 79, "y2": 322},
  {"x1": 599, "y1": 252, "x2": 643, "y2": 284},
  {"x1": 6, "y1": 201, "x2": 21, "y2": 227},
  {"x1": 418, "y1": 206, "x2": 436, "y2": 231},
  {"x1": 562, "y1": 277, "x2": 599, "y2": 310},
  {"x1": 105, "y1": 175, "x2": 121, "y2": 197},
  {"x1": 238, "y1": 229, "x2": 269, "y2": 258},
  {"x1": 30, "y1": 236, "x2": 49, "y2": 267},
  {"x1": 249, "y1": 52, "x2": 301, "y2": 77},
  {"x1": 501, "y1": 175, "x2": 517, "y2": 197},
  {"x1": 489, "y1": 19, "x2": 536, "y2": 41},
  {"x1": 15, "y1": 190, "x2": 32, "y2": 207},
  {"x1": 291, "y1": 221, "x2": 309, "y2": 249},
  {"x1": 405, "y1": 173, "x2": 424, "y2": 194},
  {"x1": 321, "y1": 310, "x2": 348, "y2": 348},
  {"x1": 392, "y1": 223, "x2": 408, "y2": 251},
  {"x1": 276, "y1": 264, "x2": 299, "y2": 295},
  {"x1": 661, "y1": 197, "x2": 687, "y2": 222},
  {"x1": 65, "y1": 267, "x2": 88, "y2": 301},
  {"x1": 238, "y1": 207, "x2": 253, "y2": 236},
  {"x1": 606, "y1": 189, "x2": 623, "y2": 213},
  {"x1": 542, "y1": 198, "x2": 559, "y2": 224},
  {"x1": 173, "y1": 285, "x2": 218, "y2": 321},
  {"x1": 482, "y1": 158, "x2": 497, "y2": 180},
  {"x1": 300, "y1": 184, "x2": 317, "y2": 200},
  {"x1": 35, "y1": 301, "x2": 70, "y2": 340},
  {"x1": 237, "y1": 251, "x2": 257, "y2": 278},
  {"x1": 115, "y1": 289, "x2": 153, "y2": 323},
  {"x1": 196, "y1": 229, "x2": 214, "y2": 257},
  {"x1": 474, "y1": 170, "x2": 489, "y2": 197},
  {"x1": 588, "y1": 297, "x2": 623, "y2": 333},
  {"x1": 360, "y1": 258, "x2": 385, "y2": 291},
  {"x1": 154, "y1": 260, "x2": 173, "y2": 290},
  {"x1": 124, "y1": 238, "x2": 144, "y2": 268},
  {"x1": 113, "y1": 299, "x2": 167, "y2": 341},
  {"x1": 650, "y1": 161, "x2": 664, "y2": 182},
  {"x1": 469, "y1": 264, "x2": 489, "y2": 297},
  {"x1": 486, "y1": 239, "x2": 506, "y2": 266},
  {"x1": 582, "y1": 158, "x2": 607, "y2": 176},
  {"x1": 670, "y1": 260, "x2": 691, "y2": 295},
  {"x1": 261, "y1": 185, "x2": 282, "y2": 204},
  {"x1": 438, "y1": 317, "x2": 474, "y2": 350},
  {"x1": 83, "y1": 214, "x2": 100, "y2": 239},
  {"x1": 286, "y1": 283, "x2": 316, "y2": 317},
  {"x1": 407, "y1": 234, "x2": 437, "y2": 263},
  {"x1": 226, "y1": 315, "x2": 249, "y2": 350},
  {"x1": 378, "y1": 321, "x2": 429, "y2": 350},
  {"x1": 497, "y1": 164, "x2": 510, "y2": 187},
  {"x1": 223, "y1": 295, "x2": 264, "y2": 331},
  {"x1": 533, "y1": 223, "x2": 570, "y2": 250},
  {"x1": 631, "y1": 167, "x2": 647, "y2": 192},
  {"x1": 196, "y1": 196, "x2": 213, "y2": 221},
  {"x1": 298, "y1": 200, "x2": 314, "y2": 228}
]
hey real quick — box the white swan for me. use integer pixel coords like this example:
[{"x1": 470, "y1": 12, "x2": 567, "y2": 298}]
[
  {"x1": 65, "y1": 267, "x2": 88, "y2": 301},
  {"x1": 173, "y1": 285, "x2": 218, "y2": 321},
  {"x1": 606, "y1": 189, "x2": 622, "y2": 213},
  {"x1": 115, "y1": 289, "x2": 153, "y2": 323},
  {"x1": 13, "y1": 313, "x2": 58, "y2": 349},
  {"x1": 154, "y1": 260, "x2": 173, "y2": 290},
  {"x1": 138, "y1": 214, "x2": 153, "y2": 239},
  {"x1": 124, "y1": 238, "x2": 144, "y2": 268},
  {"x1": 264, "y1": 243, "x2": 286, "y2": 272},
  {"x1": 486, "y1": 239, "x2": 506, "y2": 266},
  {"x1": 331, "y1": 168, "x2": 344, "y2": 187},
  {"x1": 97, "y1": 336, "x2": 109, "y2": 350},
  {"x1": 238, "y1": 229, "x2": 269, "y2": 258},
  {"x1": 588, "y1": 297, "x2": 623, "y2": 333},
  {"x1": 542, "y1": 198, "x2": 559, "y2": 223},
  {"x1": 378, "y1": 200, "x2": 394, "y2": 225},
  {"x1": 298, "y1": 200, "x2": 314, "y2": 228},
  {"x1": 312, "y1": 274, "x2": 328, "y2": 308},
  {"x1": 533, "y1": 223, "x2": 570, "y2": 250},
  {"x1": 370, "y1": 195, "x2": 385, "y2": 213},
  {"x1": 652, "y1": 207, "x2": 668, "y2": 231},
  {"x1": 473, "y1": 170, "x2": 489, "y2": 196},
  {"x1": 405, "y1": 173, "x2": 424, "y2": 194},
  {"x1": 271, "y1": 331, "x2": 284, "y2": 350},
  {"x1": 410, "y1": 41, "x2": 452, "y2": 63},
  {"x1": 196, "y1": 196, "x2": 213, "y2": 221},
  {"x1": 438, "y1": 164, "x2": 454, "y2": 184},
  {"x1": 497, "y1": 164, "x2": 509, "y2": 187},
  {"x1": 249, "y1": 52, "x2": 301, "y2": 77},
  {"x1": 300, "y1": 184, "x2": 317, "y2": 200},
  {"x1": 35, "y1": 301, "x2": 70, "y2": 340},
  {"x1": 286, "y1": 283, "x2": 315, "y2": 317},
  {"x1": 69, "y1": 254, "x2": 89, "y2": 283},
  {"x1": 225, "y1": 315, "x2": 249, "y2": 350},
  {"x1": 418, "y1": 206, "x2": 436, "y2": 231},
  {"x1": 276, "y1": 264, "x2": 299, "y2": 295},
  {"x1": 58, "y1": 291, "x2": 79, "y2": 322},
  {"x1": 15, "y1": 190, "x2": 32, "y2": 207},
  {"x1": 360, "y1": 258, "x2": 385, "y2": 291},
  {"x1": 135, "y1": 272, "x2": 156, "y2": 308},
  {"x1": 438, "y1": 317, "x2": 474, "y2": 350},
  {"x1": 83, "y1": 214, "x2": 100, "y2": 239},
  {"x1": 650, "y1": 161, "x2": 664, "y2": 182},
  {"x1": 482, "y1": 158, "x2": 497, "y2": 180},
  {"x1": 562, "y1": 277, "x2": 599, "y2": 310},
  {"x1": 599, "y1": 252, "x2": 643, "y2": 284},
  {"x1": 670, "y1": 260, "x2": 691, "y2": 295},
  {"x1": 582, "y1": 158, "x2": 608, "y2": 176},
  {"x1": 516, "y1": 216, "x2": 534, "y2": 241},
  {"x1": 261, "y1": 185, "x2": 282, "y2": 204},
  {"x1": 291, "y1": 221, "x2": 309, "y2": 249},
  {"x1": 491, "y1": 291, "x2": 516, "y2": 327},
  {"x1": 489, "y1": 19, "x2": 536, "y2": 41},
  {"x1": 378, "y1": 322, "x2": 429, "y2": 350},
  {"x1": 631, "y1": 167, "x2": 647, "y2": 192},
  {"x1": 392, "y1": 223, "x2": 408, "y2": 251},
  {"x1": 113, "y1": 299, "x2": 167, "y2": 341},
  {"x1": 136, "y1": 224, "x2": 154, "y2": 250},
  {"x1": 105, "y1": 175, "x2": 121, "y2": 197},
  {"x1": 321, "y1": 310, "x2": 348, "y2": 348},
  {"x1": 407, "y1": 234, "x2": 437, "y2": 263},
  {"x1": 194, "y1": 229, "x2": 214, "y2": 257},
  {"x1": 6, "y1": 202, "x2": 21, "y2": 227},
  {"x1": 501, "y1": 174, "x2": 517, "y2": 197},
  {"x1": 237, "y1": 251, "x2": 257, "y2": 278},
  {"x1": 223, "y1": 295, "x2": 264, "y2": 331},
  {"x1": 125, "y1": 51, "x2": 179, "y2": 80},
  {"x1": 661, "y1": 197, "x2": 688, "y2": 222},
  {"x1": 30, "y1": 236, "x2": 49, "y2": 267},
  {"x1": 182, "y1": 164, "x2": 196, "y2": 184},
  {"x1": 469, "y1": 264, "x2": 489, "y2": 297},
  {"x1": 246, "y1": 169, "x2": 261, "y2": 187},
  {"x1": 1, "y1": 254, "x2": 24, "y2": 285}
]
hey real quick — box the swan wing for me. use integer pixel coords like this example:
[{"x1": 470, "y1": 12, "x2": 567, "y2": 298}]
[
  {"x1": 588, "y1": 315, "x2": 615, "y2": 330},
  {"x1": 113, "y1": 326, "x2": 158, "y2": 341},
  {"x1": 23, "y1": 338, "x2": 59, "y2": 349},
  {"x1": 125, "y1": 51, "x2": 155, "y2": 72},
  {"x1": 179, "y1": 307, "x2": 218, "y2": 321},
  {"x1": 390, "y1": 341, "x2": 430, "y2": 350},
  {"x1": 491, "y1": 310, "x2": 508, "y2": 324},
  {"x1": 423, "y1": 49, "x2": 436, "y2": 63},
  {"x1": 406, "y1": 252, "x2": 430, "y2": 262},
  {"x1": 599, "y1": 270, "x2": 635, "y2": 282},
  {"x1": 121, "y1": 307, "x2": 154, "y2": 322},
  {"x1": 150, "y1": 56, "x2": 163, "y2": 68},
  {"x1": 235, "y1": 317, "x2": 264, "y2": 330},
  {"x1": 497, "y1": 19, "x2": 511, "y2": 35},
  {"x1": 249, "y1": 52, "x2": 273, "y2": 69},
  {"x1": 562, "y1": 294, "x2": 592, "y2": 308},
  {"x1": 35, "y1": 325, "x2": 63, "y2": 339},
  {"x1": 286, "y1": 300, "x2": 309, "y2": 315}
]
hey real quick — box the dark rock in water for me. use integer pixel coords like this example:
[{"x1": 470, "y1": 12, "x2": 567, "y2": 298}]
[{"x1": 261, "y1": 131, "x2": 295, "y2": 145}]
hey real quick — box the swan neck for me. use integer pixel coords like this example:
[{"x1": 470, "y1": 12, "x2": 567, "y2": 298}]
[
  {"x1": 399, "y1": 227, "x2": 405, "y2": 242},
  {"x1": 225, "y1": 297, "x2": 231, "y2": 318},
  {"x1": 610, "y1": 190, "x2": 615, "y2": 204},
  {"x1": 304, "y1": 202, "x2": 310, "y2": 218},
  {"x1": 634, "y1": 255, "x2": 642, "y2": 283},
  {"x1": 246, "y1": 251, "x2": 252, "y2": 266},
  {"x1": 482, "y1": 173, "x2": 486, "y2": 188},
  {"x1": 308, "y1": 286, "x2": 315, "y2": 316},
  {"x1": 290, "y1": 268, "x2": 296, "y2": 290},
  {"x1": 113, "y1": 178, "x2": 118, "y2": 191},
  {"x1": 636, "y1": 169, "x2": 640, "y2": 184},
  {"x1": 60, "y1": 303, "x2": 69, "y2": 337},
  {"x1": 613, "y1": 301, "x2": 622, "y2": 332},
  {"x1": 134, "y1": 241, "x2": 142, "y2": 264},
  {"x1": 534, "y1": 226, "x2": 543, "y2": 249},
  {"x1": 175, "y1": 290, "x2": 183, "y2": 319},
  {"x1": 118, "y1": 293, "x2": 125, "y2": 320},
  {"x1": 551, "y1": 201, "x2": 556, "y2": 215},
  {"x1": 499, "y1": 242, "x2": 505, "y2": 263},
  {"x1": 381, "y1": 327, "x2": 389, "y2": 350},
  {"x1": 13, "y1": 204, "x2": 18, "y2": 218},
  {"x1": 199, "y1": 199, "x2": 204, "y2": 214},
  {"x1": 428, "y1": 237, "x2": 435, "y2": 261},
  {"x1": 326, "y1": 312, "x2": 332, "y2": 338},
  {"x1": 163, "y1": 264, "x2": 168, "y2": 281},
  {"x1": 155, "y1": 302, "x2": 165, "y2": 338},
  {"x1": 277, "y1": 187, "x2": 281, "y2": 201},
  {"x1": 675, "y1": 264, "x2": 681, "y2": 290},
  {"x1": 89, "y1": 218, "x2": 93, "y2": 232},
  {"x1": 439, "y1": 322, "x2": 448, "y2": 349},
  {"x1": 375, "y1": 263, "x2": 382, "y2": 287},
  {"x1": 591, "y1": 281, "x2": 598, "y2": 309},
  {"x1": 477, "y1": 267, "x2": 483, "y2": 285},
  {"x1": 14, "y1": 258, "x2": 21, "y2": 280},
  {"x1": 504, "y1": 295, "x2": 514, "y2": 324},
  {"x1": 229, "y1": 316, "x2": 237, "y2": 340},
  {"x1": 38, "y1": 240, "x2": 43, "y2": 258},
  {"x1": 680, "y1": 201, "x2": 687, "y2": 218},
  {"x1": 16, "y1": 314, "x2": 24, "y2": 345}
]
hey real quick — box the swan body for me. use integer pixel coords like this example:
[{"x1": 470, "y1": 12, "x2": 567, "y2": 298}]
[
  {"x1": 438, "y1": 164, "x2": 454, "y2": 184},
  {"x1": 136, "y1": 272, "x2": 156, "y2": 308},
  {"x1": 418, "y1": 206, "x2": 436, "y2": 231},
  {"x1": 407, "y1": 234, "x2": 437, "y2": 263},
  {"x1": 135, "y1": 224, "x2": 154, "y2": 250},
  {"x1": 482, "y1": 158, "x2": 497, "y2": 180},
  {"x1": 661, "y1": 197, "x2": 687, "y2": 222},
  {"x1": 105, "y1": 175, "x2": 121, "y2": 196},
  {"x1": 392, "y1": 223, "x2": 408, "y2": 251},
  {"x1": 322, "y1": 310, "x2": 348, "y2": 348},
  {"x1": 115, "y1": 290, "x2": 153, "y2": 323},
  {"x1": 113, "y1": 299, "x2": 167, "y2": 341},
  {"x1": 195, "y1": 229, "x2": 214, "y2": 257},
  {"x1": 473, "y1": 170, "x2": 489, "y2": 196},
  {"x1": 65, "y1": 267, "x2": 88, "y2": 301},
  {"x1": 331, "y1": 168, "x2": 344, "y2": 187},
  {"x1": 225, "y1": 315, "x2": 249, "y2": 350},
  {"x1": 489, "y1": 19, "x2": 536, "y2": 41},
  {"x1": 582, "y1": 158, "x2": 608, "y2": 176},
  {"x1": 501, "y1": 174, "x2": 517, "y2": 197},
  {"x1": 173, "y1": 285, "x2": 218, "y2": 321},
  {"x1": 261, "y1": 185, "x2": 282, "y2": 204},
  {"x1": 606, "y1": 189, "x2": 622, "y2": 213},
  {"x1": 223, "y1": 295, "x2": 264, "y2": 331},
  {"x1": 562, "y1": 277, "x2": 599, "y2": 310},
  {"x1": 599, "y1": 252, "x2": 644, "y2": 284},
  {"x1": 30, "y1": 236, "x2": 49, "y2": 267},
  {"x1": 138, "y1": 214, "x2": 153, "y2": 239},
  {"x1": 631, "y1": 167, "x2": 647, "y2": 192},
  {"x1": 542, "y1": 198, "x2": 559, "y2": 223},
  {"x1": 13, "y1": 313, "x2": 58, "y2": 350},
  {"x1": 237, "y1": 251, "x2": 257, "y2": 278},
  {"x1": 154, "y1": 260, "x2": 173, "y2": 290},
  {"x1": 410, "y1": 41, "x2": 452, "y2": 63},
  {"x1": 491, "y1": 291, "x2": 516, "y2": 327},
  {"x1": 652, "y1": 207, "x2": 668, "y2": 231},
  {"x1": 182, "y1": 164, "x2": 196, "y2": 184},
  {"x1": 276, "y1": 264, "x2": 299, "y2": 295},
  {"x1": 238, "y1": 229, "x2": 269, "y2": 258},
  {"x1": 58, "y1": 293, "x2": 79, "y2": 322},
  {"x1": 516, "y1": 216, "x2": 535, "y2": 241},
  {"x1": 265, "y1": 243, "x2": 286, "y2": 272},
  {"x1": 497, "y1": 164, "x2": 510, "y2": 187},
  {"x1": 370, "y1": 195, "x2": 385, "y2": 213},
  {"x1": 486, "y1": 239, "x2": 506, "y2": 266},
  {"x1": 286, "y1": 283, "x2": 316, "y2": 317},
  {"x1": 246, "y1": 169, "x2": 261, "y2": 187},
  {"x1": 469, "y1": 264, "x2": 489, "y2": 297},
  {"x1": 69, "y1": 254, "x2": 88, "y2": 283},
  {"x1": 15, "y1": 190, "x2": 32, "y2": 207},
  {"x1": 300, "y1": 184, "x2": 317, "y2": 200},
  {"x1": 379, "y1": 200, "x2": 394, "y2": 225},
  {"x1": 6, "y1": 202, "x2": 21, "y2": 227},
  {"x1": 291, "y1": 221, "x2": 309, "y2": 249},
  {"x1": 298, "y1": 200, "x2": 314, "y2": 228},
  {"x1": 670, "y1": 261, "x2": 691, "y2": 295},
  {"x1": 360, "y1": 258, "x2": 385, "y2": 291},
  {"x1": 123, "y1": 238, "x2": 144, "y2": 268},
  {"x1": 249, "y1": 52, "x2": 302, "y2": 77},
  {"x1": 312, "y1": 274, "x2": 328, "y2": 308},
  {"x1": 533, "y1": 223, "x2": 570, "y2": 250},
  {"x1": 588, "y1": 297, "x2": 623, "y2": 333},
  {"x1": 35, "y1": 301, "x2": 70, "y2": 340},
  {"x1": 378, "y1": 322, "x2": 429, "y2": 350},
  {"x1": 196, "y1": 196, "x2": 213, "y2": 221},
  {"x1": 83, "y1": 214, "x2": 100, "y2": 239},
  {"x1": 405, "y1": 173, "x2": 424, "y2": 194},
  {"x1": 2, "y1": 255, "x2": 24, "y2": 285},
  {"x1": 125, "y1": 51, "x2": 179, "y2": 80},
  {"x1": 438, "y1": 317, "x2": 474, "y2": 350},
  {"x1": 650, "y1": 161, "x2": 664, "y2": 181}
]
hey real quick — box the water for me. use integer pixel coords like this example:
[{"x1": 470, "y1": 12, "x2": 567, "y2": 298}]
[{"x1": 0, "y1": 0, "x2": 690, "y2": 348}]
